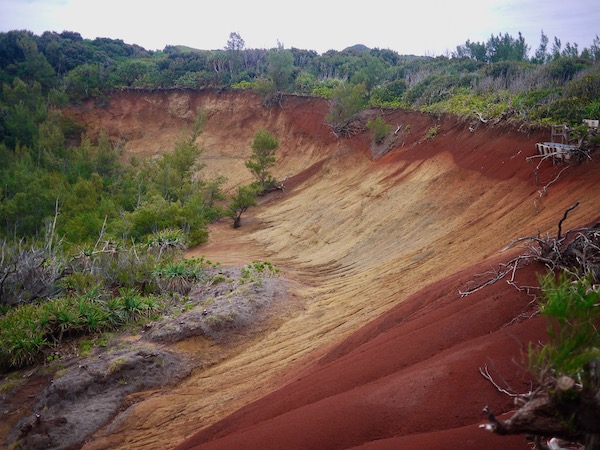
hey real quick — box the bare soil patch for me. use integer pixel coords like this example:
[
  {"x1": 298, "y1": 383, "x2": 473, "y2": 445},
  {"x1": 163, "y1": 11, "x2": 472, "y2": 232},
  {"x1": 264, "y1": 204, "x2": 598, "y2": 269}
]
[{"x1": 1, "y1": 260, "x2": 296, "y2": 450}]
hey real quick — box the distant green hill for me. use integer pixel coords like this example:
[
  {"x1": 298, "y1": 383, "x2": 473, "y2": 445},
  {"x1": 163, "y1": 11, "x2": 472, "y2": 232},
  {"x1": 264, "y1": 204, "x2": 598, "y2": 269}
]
[
  {"x1": 172, "y1": 45, "x2": 202, "y2": 53},
  {"x1": 344, "y1": 44, "x2": 369, "y2": 52}
]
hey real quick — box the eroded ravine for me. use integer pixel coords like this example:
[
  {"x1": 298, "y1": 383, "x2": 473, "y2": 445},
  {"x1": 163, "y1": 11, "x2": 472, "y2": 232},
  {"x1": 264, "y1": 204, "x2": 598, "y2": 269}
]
[{"x1": 65, "y1": 91, "x2": 600, "y2": 449}]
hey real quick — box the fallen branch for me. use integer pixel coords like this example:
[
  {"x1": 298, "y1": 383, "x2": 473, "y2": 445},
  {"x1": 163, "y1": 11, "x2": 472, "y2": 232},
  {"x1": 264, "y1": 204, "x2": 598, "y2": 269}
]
[
  {"x1": 480, "y1": 400, "x2": 579, "y2": 440},
  {"x1": 557, "y1": 202, "x2": 579, "y2": 240},
  {"x1": 461, "y1": 206, "x2": 600, "y2": 298},
  {"x1": 459, "y1": 255, "x2": 533, "y2": 297},
  {"x1": 537, "y1": 166, "x2": 571, "y2": 198},
  {"x1": 479, "y1": 365, "x2": 533, "y2": 399}
]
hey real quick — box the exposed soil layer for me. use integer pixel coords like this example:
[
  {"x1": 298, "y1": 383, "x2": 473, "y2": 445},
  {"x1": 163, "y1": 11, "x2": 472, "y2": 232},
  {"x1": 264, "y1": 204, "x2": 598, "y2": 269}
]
[
  {"x1": 51, "y1": 90, "x2": 600, "y2": 449},
  {"x1": 174, "y1": 259, "x2": 546, "y2": 450}
]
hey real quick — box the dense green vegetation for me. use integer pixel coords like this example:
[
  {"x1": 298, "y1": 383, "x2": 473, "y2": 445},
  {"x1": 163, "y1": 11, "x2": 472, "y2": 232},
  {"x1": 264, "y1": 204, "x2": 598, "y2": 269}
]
[
  {"x1": 530, "y1": 272, "x2": 600, "y2": 381},
  {"x1": 245, "y1": 129, "x2": 279, "y2": 193},
  {"x1": 2, "y1": 29, "x2": 598, "y2": 125},
  {"x1": 1, "y1": 28, "x2": 599, "y2": 370},
  {"x1": 523, "y1": 272, "x2": 600, "y2": 447}
]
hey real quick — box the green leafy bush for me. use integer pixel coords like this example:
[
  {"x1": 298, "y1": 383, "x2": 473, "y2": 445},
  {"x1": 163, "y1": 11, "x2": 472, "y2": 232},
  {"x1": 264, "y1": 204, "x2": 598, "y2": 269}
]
[
  {"x1": 529, "y1": 271, "x2": 600, "y2": 381},
  {"x1": 0, "y1": 304, "x2": 49, "y2": 368},
  {"x1": 231, "y1": 80, "x2": 254, "y2": 90},
  {"x1": 370, "y1": 79, "x2": 408, "y2": 107},
  {"x1": 325, "y1": 83, "x2": 367, "y2": 135},
  {"x1": 423, "y1": 87, "x2": 512, "y2": 120},
  {"x1": 311, "y1": 78, "x2": 343, "y2": 99},
  {"x1": 0, "y1": 288, "x2": 162, "y2": 369},
  {"x1": 152, "y1": 257, "x2": 209, "y2": 294},
  {"x1": 366, "y1": 115, "x2": 392, "y2": 144},
  {"x1": 227, "y1": 184, "x2": 259, "y2": 228},
  {"x1": 424, "y1": 125, "x2": 440, "y2": 140},
  {"x1": 245, "y1": 130, "x2": 279, "y2": 193},
  {"x1": 239, "y1": 260, "x2": 279, "y2": 285}
]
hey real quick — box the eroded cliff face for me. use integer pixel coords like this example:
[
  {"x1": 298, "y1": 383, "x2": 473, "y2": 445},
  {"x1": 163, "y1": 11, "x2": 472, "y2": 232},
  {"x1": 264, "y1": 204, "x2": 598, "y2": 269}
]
[{"x1": 60, "y1": 91, "x2": 600, "y2": 450}]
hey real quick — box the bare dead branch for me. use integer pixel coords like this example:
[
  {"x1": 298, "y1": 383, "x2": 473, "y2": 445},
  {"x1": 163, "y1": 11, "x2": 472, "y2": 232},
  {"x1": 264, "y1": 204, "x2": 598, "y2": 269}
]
[
  {"x1": 557, "y1": 202, "x2": 580, "y2": 240},
  {"x1": 537, "y1": 166, "x2": 571, "y2": 198},
  {"x1": 510, "y1": 149, "x2": 522, "y2": 160},
  {"x1": 479, "y1": 365, "x2": 534, "y2": 398},
  {"x1": 93, "y1": 216, "x2": 109, "y2": 253},
  {"x1": 481, "y1": 398, "x2": 583, "y2": 440},
  {"x1": 459, "y1": 255, "x2": 534, "y2": 297},
  {"x1": 461, "y1": 206, "x2": 600, "y2": 298}
]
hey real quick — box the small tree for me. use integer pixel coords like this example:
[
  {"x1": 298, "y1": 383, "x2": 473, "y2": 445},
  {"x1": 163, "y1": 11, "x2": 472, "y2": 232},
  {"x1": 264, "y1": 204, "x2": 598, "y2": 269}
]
[
  {"x1": 227, "y1": 184, "x2": 258, "y2": 228},
  {"x1": 326, "y1": 82, "x2": 367, "y2": 135},
  {"x1": 350, "y1": 53, "x2": 386, "y2": 96},
  {"x1": 245, "y1": 130, "x2": 279, "y2": 193},
  {"x1": 267, "y1": 48, "x2": 295, "y2": 92},
  {"x1": 225, "y1": 32, "x2": 245, "y2": 81},
  {"x1": 366, "y1": 115, "x2": 392, "y2": 144}
]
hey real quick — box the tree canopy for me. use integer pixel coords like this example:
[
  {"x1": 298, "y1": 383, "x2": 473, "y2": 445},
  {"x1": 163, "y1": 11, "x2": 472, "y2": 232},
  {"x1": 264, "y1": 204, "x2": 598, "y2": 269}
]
[{"x1": 245, "y1": 129, "x2": 279, "y2": 192}]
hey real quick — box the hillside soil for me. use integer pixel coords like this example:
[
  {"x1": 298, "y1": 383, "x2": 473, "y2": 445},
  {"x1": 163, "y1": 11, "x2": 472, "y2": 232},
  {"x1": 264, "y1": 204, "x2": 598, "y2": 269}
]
[{"x1": 3, "y1": 90, "x2": 600, "y2": 450}]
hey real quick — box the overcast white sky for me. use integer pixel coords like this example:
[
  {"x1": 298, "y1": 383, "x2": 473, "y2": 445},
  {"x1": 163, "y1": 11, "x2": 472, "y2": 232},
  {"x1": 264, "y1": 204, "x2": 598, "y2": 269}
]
[{"x1": 1, "y1": 0, "x2": 598, "y2": 55}]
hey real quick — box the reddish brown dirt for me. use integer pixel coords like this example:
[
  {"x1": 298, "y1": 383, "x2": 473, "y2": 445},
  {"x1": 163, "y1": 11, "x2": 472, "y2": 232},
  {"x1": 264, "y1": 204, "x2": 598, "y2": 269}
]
[
  {"x1": 60, "y1": 90, "x2": 600, "y2": 450},
  {"x1": 173, "y1": 259, "x2": 546, "y2": 450}
]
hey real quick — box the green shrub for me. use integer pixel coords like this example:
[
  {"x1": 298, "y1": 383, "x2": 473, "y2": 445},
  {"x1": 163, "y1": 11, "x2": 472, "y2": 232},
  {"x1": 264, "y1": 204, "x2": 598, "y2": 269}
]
[
  {"x1": 57, "y1": 272, "x2": 101, "y2": 296},
  {"x1": 239, "y1": 260, "x2": 279, "y2": 285},
  {"x1": 294, "y1": 71, "x2": 317, "y2": 94},
  {"x1": 311, "y1": 78, "x2": 342, "y2": 99},
  {"x1": 583, "y1": 99, "x2": 600, "y2": 119},
  {"x1": 43, "y1": 296, "x2": 84, "y2": 340},
  {"x1": 513, "y1": 88, "x2": 557, "y2": 110},
  {"x1": 187, "y1": 226, "x2": 209, "y2": 247},
  {"x1": 105, "y1": 297, "x2": 128, "y2": 328},
  {"x1": 252, "y1": 77, "x2": 278, "y2": 104},
  {"x1": 118, "y1": 287, "x2": 146, "y2": 319},
  {"x1": 371, "y1": 79, "x2": 408, "y2": 104},
  {"x1": 529, "y1": 271, "x2": 600, "y2": 381},
  {"x1": 152, "y1": 258, "x2": 208, "y2": 294},
  {"x1": 77, "y1": 296, "x2": 109, "y2": 332},
  {"x1": 367, "y1": 115, "x2": 392, "y2": 144},
  {"x1": 422, "y1": 87, "x2": 512, "y2": 120},
  {"x1": 0, "y1": 284, "x2": 163, "y2": 369},
  {"x1": 325, "y1": 83, "x2": 367, "y2": 134},
  {"x1": 231, "y1": 80, "x2": 254, "y2": 90},
  {"x1": 424, "y1": 125, "x2": 440, "y2": 140},
  {"x1": 0, "y1": 303, "x2": 48, "y2": 368}
]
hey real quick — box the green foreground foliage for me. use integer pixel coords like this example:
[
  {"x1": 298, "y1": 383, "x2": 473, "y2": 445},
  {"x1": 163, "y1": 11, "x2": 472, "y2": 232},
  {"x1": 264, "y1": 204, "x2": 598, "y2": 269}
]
[
  {"x1": 507, "y1": 271, "x2": 600, "y2": 447},
  {"x1": 367, "y1": 115, "x2": 392, "y2": 144},
  {"x1": 0, "y1": 235, "x2": 279, "y2": 370},
  {"x1": 529, "y1": 272, "x2": 600, "y2": 383}
]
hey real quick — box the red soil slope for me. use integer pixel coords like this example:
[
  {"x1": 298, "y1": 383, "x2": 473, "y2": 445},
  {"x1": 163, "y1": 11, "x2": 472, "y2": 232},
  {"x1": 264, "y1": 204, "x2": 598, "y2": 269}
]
[
  {"x1": 65, "y1": 91, "x2": 600, "y2": 450},
  {"x1": 175, "y1": 260, "x2": 545, "y2": 450}
]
